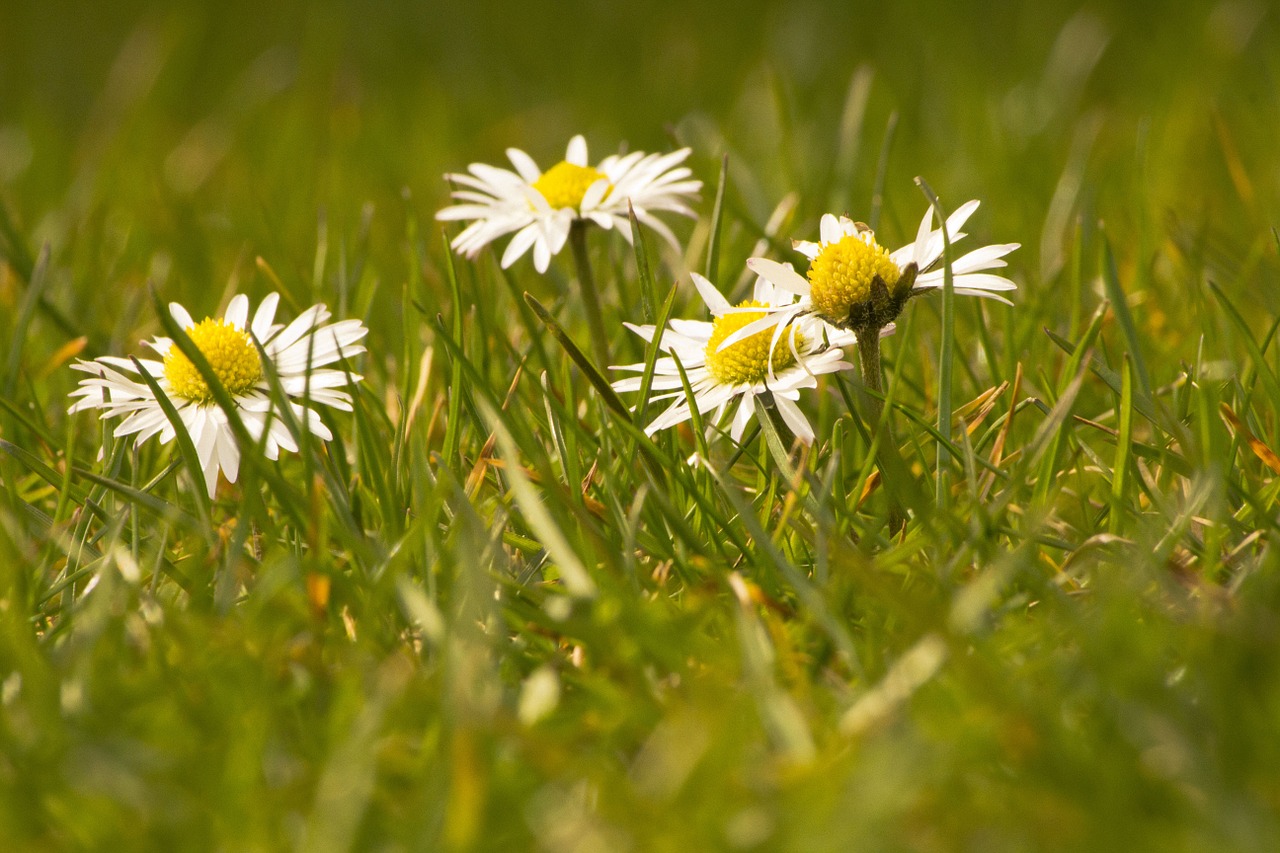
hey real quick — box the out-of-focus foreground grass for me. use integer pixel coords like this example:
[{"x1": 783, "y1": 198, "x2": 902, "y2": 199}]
[{"x1": 2, "y1": 0, "x2": 1280, "y2": 850}]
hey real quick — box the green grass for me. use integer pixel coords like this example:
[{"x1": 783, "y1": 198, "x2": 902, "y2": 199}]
[{"x1": 3, "y1": 0, "x2": 1280, "y2": 849}]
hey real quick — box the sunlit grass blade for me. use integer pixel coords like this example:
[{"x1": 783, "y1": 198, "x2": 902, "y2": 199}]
[
  {"x1": 568, "y1": 221, "x2": 610, "y2": 368},
  {"x1": 1030, "y1": 365, "x2": 1088, "y2": 507},
  {"x1": 915, "y1": 177, "x2": 955, "y2": 510},
  {"x1": 440, "y1": 228, "x2": 467, "y2": 467},
  {"x1": 1210, "y1": 281, "x2": 1280, "y2": 416},
  {"x1": 1100, "y1": 231, "x2": 1152, "y2": 397},
  {"x1": 1109, "y1": 355, "x2": 1135, "y2": 535},
  {"x1": 704, "y1": 154, "x2": 729, "y2": 284},
  {"x1": 705, "y1": 461, "x2": 857, "y2": 667},
  {"x1": 4, "y1": 243, "x2": 49, "y2": 398},
  {"x1": 751, "y1": 396, "x2": 821, "y2": 518},
  {"x1": 72, "y1": 467, "x2": 201, "y2": 532},
  {"x1": 127, "y1": 353, "x2": 214, "y2": 524},
  {"x1": 1045, "y1": 326, "x2": 1160, "y2": 424},
  {"x1": 633, "y1": 282, "x2": 679, "y2": 430},
  {"x1": 0, "y1": 439, "x2": 105, "y2": 524},
  {"x1": 523, "y1": 292, "x2": 630, "y2": 420},
  {"x1": 479, "y1": 398, "x2": 596, "y2": 599}
]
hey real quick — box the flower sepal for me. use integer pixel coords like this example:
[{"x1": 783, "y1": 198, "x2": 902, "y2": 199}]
[{"x1": 839, "y1": 260, "x2": 919, "y2": 335}]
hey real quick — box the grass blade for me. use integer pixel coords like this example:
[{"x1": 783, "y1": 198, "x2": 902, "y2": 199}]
[
  {"x1": 704, "y1": 154, "x2": 729, "y2": 284},
  {"x1": 1109, "y1": 355, "x2": 1134, "y2": 535},
  {"x1": 440, "y1": 229, "x2": 467, "y2": 466},
  {"x1": 915, "y1": 177, "x2": 955, "y2": 510},
  {"x1": 1099, "y1": 231, "x2": 1152, "y2": 397},
  {"x1": 524, "y1": 292, "x2": 630, "y2": 419}
]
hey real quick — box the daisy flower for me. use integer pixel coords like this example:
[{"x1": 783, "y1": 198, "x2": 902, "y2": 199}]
[
  {"x1": 739, "y1": 199, "x2": 1018, "y2": 341},
  {"x1": 611, "y1": 273, "x2": 856, "y2": 444},
  {"x1": 67, "y1": 293, "x2": 368, "y2": 499},
  {"x1": 436, "y1": 134, "x2": 701, "y2": 272}
]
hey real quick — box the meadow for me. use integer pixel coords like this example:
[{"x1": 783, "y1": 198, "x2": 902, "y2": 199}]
[{"x1": 2, "y1": 0, "x2": 1280, "y2": 849}]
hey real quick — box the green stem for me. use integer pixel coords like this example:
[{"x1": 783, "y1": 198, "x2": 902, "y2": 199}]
[
  {"x1": 856, "y1": 325, "x2": 904, "y2": 531},
  {"x1": 569, "y1": 221, "x2": 610, "y2": 368},
  {"x1": 856, "y1": 328, "x2": 885, "y2": 428},
  {"x1": 914, "y1": 177, "x2": 954, "y2": 512}
]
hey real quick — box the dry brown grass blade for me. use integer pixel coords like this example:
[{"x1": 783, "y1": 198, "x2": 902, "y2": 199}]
[
  {"x1": 980, "y1": 363, "x2": 1022, "y2": 499},
  {"x1": 464, "y1": 365, "x2": 525, "y2": 497},
  {"x1": 1220, "y1": 402, "x2": 1280, "y2": 476}
]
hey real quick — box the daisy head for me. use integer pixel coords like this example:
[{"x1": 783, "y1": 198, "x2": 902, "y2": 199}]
[
  {"x1": 746, "y1": 199, "x2": 1018, "y2": 333},
  {"x1": 611, "y1": 272, "x2": 856, "y2": 445},
  {"x1": 68, "y1": 292, "x2": 368, "y2": 499},
  {"x1": 436, "y1": 134, "x2": 701, "y2": 272}
]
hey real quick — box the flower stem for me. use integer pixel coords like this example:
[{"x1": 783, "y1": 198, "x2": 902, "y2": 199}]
[
  {"x1": 569, "y1": 220, "x2": 610, "y2": 368},
  {"x1": 855, "y1": 327, "x2": 885, "y2": 427},
  {"x1": 855, "y1": 325, "x2": 905, "y2": 531}
]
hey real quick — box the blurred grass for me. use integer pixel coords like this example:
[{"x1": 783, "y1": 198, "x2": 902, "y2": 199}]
[{"x1": 3, "y1": 0, "x2": 1280, "y2": 850}]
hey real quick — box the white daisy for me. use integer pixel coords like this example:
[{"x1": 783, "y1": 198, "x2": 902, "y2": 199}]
[
  {"x1": 67, "y1": 293, "x2": 368, "y2": 499},
  {"x1": 735, "y1": 199, "x2": 1018, "y2": 342},
  {"x1": 435, "y1": 134, "x2": 701, "y2": 272},
  {"x1": 611, "y1": 273, "x2": 856, "y2": 444}
]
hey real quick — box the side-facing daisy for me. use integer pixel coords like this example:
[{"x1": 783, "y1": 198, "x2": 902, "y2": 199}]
[
  {"x1": 68, "y1": 292, "x2": 368, "y2": 499},
  {"x1": 436, "y1": 134, "x2": 701, "y2": 272},
  {"x1": 741, "y1": 199, "x2": 1018, "y2": 341},
  {"x1": 611, "y1": 272, "x2": 856, "y2": 444}
]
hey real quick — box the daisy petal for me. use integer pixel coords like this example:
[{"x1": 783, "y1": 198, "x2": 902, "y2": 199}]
[
  {"x1": 566, "y1": 135, "x2": 588, "y2": 166},
  {"x1": 67, "y1": 291, "x2": 368, "y2": 501},
  {"x1": 745, "y1": 257, "x2": 811, "y2": 297},
  {"x1": 506, "y1": 147, "x2": 542, "y2": 183},
  {"x1": 690, "y1": 272, "x2": 732, "y2": 315}
]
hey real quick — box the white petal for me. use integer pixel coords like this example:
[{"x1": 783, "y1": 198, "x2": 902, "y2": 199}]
[
  {"x1": 252, "y1": 293, "x2": 280, "y2": 340},
  {"x1": 950, "y1": 243, "x2": 1020, "y2": 274},
  {"x1": 269, "y1": 305, "x2": 327, "y2": 356},
  {"x1": 501, "y1": 224, "x2": 541, "y2": 268},
  {"x1": 217, "y1": 426, "x2": 240, "y2": 484},
  {"x1": 774, "y1": 396, "x2": 814, "y2": 444},
  {"x1": 730, "y1": 398, "x2": 756, "y2": 442},
  {"x1": 793, "y1": 240, "x2": 822, "y2": 260},
  {"x1": 468, "y1": 162, "x2": 526, "y2": 191},
  {"x1": 915, "y1": 271, "x2": 1018, "y2": 292},
  {"x1": 953, "y1": 288, "x2": 1015, "y2": 305},
  {"x1": 506, "y1": 147, "x2": 542, "y2": 183},
  {"x1": 532, "y1": 237, "x2": 551, "y2": 273},
  {"x1": 169, "y1": 302, "x2": 195, "y2": 330},
  {"x1": 819, "y1": 214, "x2": 843, "y2": 244},
  {"x1": 946, "y1": 199, "x2": 981, "y2": 236},
  {"x1": 580, "y1": 178, "x2": 609, "y2": 211},
  {"x1": 224, "y1": 294, "x2": 249, "y2": 329},
  {"x1": 545, "y1": 213, "x2": 573, "y2": 254},
  {"x1": 645, "y1": 399, "x2": 693, "y2": 435},
  {"x1": 690, "y1": 273, "x2": 732, "y2": 315},
  {"x1": 566, "y1": 135, "x2": 588, "y2": 166},
  {"x1": 632, "y1": 210, "x2": 680, "y2": 251},
  {"x1": 745, "y1": 258, "x2": 811, "y2": 297},
  {"x1": 911, "y1": 205, "x2": 934, "y2": 267}
]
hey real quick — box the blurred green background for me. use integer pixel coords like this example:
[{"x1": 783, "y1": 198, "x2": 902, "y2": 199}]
[{"x1": 3, "y1": 0, "x2": 1275, "y2": 301}]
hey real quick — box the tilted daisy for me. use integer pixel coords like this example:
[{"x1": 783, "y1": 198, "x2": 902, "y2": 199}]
[
  {"x1": 436, "y1": 134, "x2": 701, "y2": 272},
  {"x1": 68, "y1": 293, "x2": 368, "y2": 499},
  {"x1": 739, "y1": 199, "x2": 1018, "y2": 343},
  {"x1": 611, "y1": 273, "x2": 856, "y2": 444}
]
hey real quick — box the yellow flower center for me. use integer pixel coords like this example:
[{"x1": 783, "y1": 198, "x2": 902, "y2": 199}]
[
  {"x1": 704, "y1": 300, "x2": 803, "y2": 386},
  {"x1": 163, "y1": 318, "x2": 263, "y2": 404},
  {"x1": 531, "y1": 161, "x2": 610, "y2": 210},
  {"x1": 807, "y1": 233, "x2": 901, "y2": 322}
]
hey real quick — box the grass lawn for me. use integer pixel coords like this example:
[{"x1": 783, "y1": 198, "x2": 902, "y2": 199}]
[{"x1": 3, "y1": 0, "x2": 1280, "y2": 849}]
